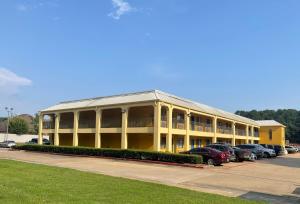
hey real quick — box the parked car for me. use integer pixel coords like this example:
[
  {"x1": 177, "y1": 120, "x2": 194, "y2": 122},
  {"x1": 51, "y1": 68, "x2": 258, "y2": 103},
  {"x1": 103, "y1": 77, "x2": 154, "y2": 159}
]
[
  {"x1": 285, "y1": 146, "x2": 298, "y2": 154},
  {"x1": 181, "y1": 147, "x2": 228, "y2": 166},
  {"x1": 26, "y1": 138, "x2": 50, "y2": 145},
  {"x1": 257, "y1": 144, "x2": 277, "y2": 158},
  {"x1": 206, "y1": 144, "x2": 235, "y2": 162},
  {"x1": 232, "y1": 147, "x2": 253, "y2": 161},
  {"x1": 236, "y1": 144, "x2": 264, "y2": 159},
  {"x1": 0, "y1": 140, "x2": 16, "y2": 148},
  {"x1": 260, "y1": 144, "x2": 285, "y2": 156}
]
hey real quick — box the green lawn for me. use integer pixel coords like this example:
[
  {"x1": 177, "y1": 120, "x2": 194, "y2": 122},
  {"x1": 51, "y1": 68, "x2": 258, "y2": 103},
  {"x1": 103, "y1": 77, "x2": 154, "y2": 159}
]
[{"x1": 0, "y1": 159, "x2": 262, "y2": 204}]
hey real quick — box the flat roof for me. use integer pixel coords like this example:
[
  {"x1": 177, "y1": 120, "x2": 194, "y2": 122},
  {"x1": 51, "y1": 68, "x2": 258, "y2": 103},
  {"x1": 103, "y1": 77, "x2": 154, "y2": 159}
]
[
  {"x1": 256, "y1": 120, "x2": 286, "y2": 127},
  {"x1": 41, "y1": 90, "x2": 259, "y2": 126}
]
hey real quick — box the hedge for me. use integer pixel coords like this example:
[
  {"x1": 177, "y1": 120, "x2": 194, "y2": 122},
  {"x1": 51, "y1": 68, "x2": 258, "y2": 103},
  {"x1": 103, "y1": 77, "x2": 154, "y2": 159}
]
[{"x1": 14, "y1": 145, "x2": 203, "y2": 164}]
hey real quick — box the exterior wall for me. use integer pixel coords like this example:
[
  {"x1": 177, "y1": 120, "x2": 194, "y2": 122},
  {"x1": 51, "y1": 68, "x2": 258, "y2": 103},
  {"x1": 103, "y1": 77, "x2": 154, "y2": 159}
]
[
  {"x1": 127, "y1": 133, "x2": 153, "y2": 150},
  {"x1": 101, "y1": 133, "x2": 121, "y2": 148},
  {"x1": 0, "y1": 133, "x2": 48, "y2": 143},
  {"x1": 59, "y1": 133, "x2": 73, "y2": 146},
  {"x1": 259, "y1": 126, "x2": 285, "y2": 146},
  {"x1": 78, "y1": 133, "x2": 95, "y2": 147}
]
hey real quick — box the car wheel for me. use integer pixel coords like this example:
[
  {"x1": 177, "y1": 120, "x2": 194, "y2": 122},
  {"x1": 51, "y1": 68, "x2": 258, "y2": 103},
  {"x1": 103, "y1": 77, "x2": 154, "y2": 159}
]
[
  {"x1": 207, "y1": 159, "x2": 215, "y2": 166},
  {"x1": 250, "y1": 153, "x2": 256, "y2": 161},
  {"x1": 264, "y1": 152, "x2": 270, "y2": 158}
]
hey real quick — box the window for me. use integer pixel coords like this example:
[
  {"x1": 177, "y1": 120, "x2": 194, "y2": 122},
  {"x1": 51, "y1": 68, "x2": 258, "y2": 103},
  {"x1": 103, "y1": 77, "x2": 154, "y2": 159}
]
[
  {"x1": 269, "y1": 129, "x2": 273, "y2": 140},
  {"x1": 177, "y1": 138, "x2": 184, "y2": 148},
  {"x1": 206, "y1": 139, "x2": 211, "y2": 145}
]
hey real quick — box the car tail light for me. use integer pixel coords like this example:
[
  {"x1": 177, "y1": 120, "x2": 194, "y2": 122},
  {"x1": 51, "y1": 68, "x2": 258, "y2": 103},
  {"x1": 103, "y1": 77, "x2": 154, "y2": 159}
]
[{"x1": 220, "y1": 153, "x2": 225, "y2": 158}]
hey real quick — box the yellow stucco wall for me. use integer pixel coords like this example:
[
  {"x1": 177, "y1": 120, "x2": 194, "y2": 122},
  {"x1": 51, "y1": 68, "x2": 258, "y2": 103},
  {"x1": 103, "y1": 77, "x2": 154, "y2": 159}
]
[
  {"x1": 78, "y1": 133, "x2": 95, "y2": 147},
  {"x1": 101, "y1": 133, "x2": 121, "y2": 148},
  {"x1": 59, "y1": 133, "x2": 73, "y2": 146},
  {"x1": 127, "y1": 133, "x2": 153, "y2": 150},
  {"x1": 259, "y1": 126, "x2": 285, "y2": 146}
]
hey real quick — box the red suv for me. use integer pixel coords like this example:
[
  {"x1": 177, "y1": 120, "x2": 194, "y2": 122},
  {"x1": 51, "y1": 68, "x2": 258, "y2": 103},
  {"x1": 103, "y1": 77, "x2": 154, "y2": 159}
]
[{"x1": 182, "y1": 147, "x2": 228, "y2": 166}]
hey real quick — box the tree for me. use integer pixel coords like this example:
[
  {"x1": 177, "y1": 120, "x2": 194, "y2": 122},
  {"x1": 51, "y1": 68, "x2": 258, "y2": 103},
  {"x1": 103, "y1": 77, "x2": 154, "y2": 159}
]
[
  {"x1": 8, "y1": 117, "x2": 29, "y2": 135},
  {"x1": 31, "y1": 114, "x2": 39, "y2": 134},
  {"x1": 295, "y1": 112, "x2": 300, "y2": 143}
]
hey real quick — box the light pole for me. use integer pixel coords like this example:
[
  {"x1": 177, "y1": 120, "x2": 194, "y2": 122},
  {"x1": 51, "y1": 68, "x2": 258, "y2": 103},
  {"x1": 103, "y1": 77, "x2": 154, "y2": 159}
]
[{"x1": 4, "y1": 107, "x2": 14, "y2": 142}]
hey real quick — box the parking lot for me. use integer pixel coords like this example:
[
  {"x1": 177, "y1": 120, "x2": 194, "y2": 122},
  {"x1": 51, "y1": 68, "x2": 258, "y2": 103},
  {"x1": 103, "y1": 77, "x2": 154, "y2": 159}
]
[{"x1": 0, "y1": 148, "x2": 299, "y2": 203}]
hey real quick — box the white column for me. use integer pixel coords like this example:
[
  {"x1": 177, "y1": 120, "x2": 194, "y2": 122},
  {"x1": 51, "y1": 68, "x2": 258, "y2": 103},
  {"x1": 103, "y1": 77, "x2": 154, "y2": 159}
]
[
  {"x1": 184, "y1": 111, "x2": 190, "y2": 151},
  {"x1": 166, "y1": 106, "x2": 173, "y2": 152},
  {"x1": 246, "y1": 125, "x2": 249, "y2": 144},
  {"x1": 232, "y1": 122, "x2": 236, "y2": 146},
  {"x1": 73, "y1": 111, "x2": 79, "y2": 147},
  {"x1": 54, "y1": 113, "x2": 60, "y2": 146},
  {"x1": 38, "y1": 113, "x2": 43, "y2": 145},
  {"x1": 153, "y1": 102, "x2": 161, "y2": 151},
  {"x1": 121, "y1": 107, "x2": 128, "y2": 149},
  {"x1": 95, "y1": 109, "x2": 101, "y2": 148},
  {"x1": 212, "y1": 117, "x2": 217, "y2": 143}
]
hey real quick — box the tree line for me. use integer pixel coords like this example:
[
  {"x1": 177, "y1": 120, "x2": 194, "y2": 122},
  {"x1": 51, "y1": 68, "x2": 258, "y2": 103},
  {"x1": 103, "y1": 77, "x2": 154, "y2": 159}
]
[{"x1": 235, "y1": 109, "x2": 300, "y2": 143}]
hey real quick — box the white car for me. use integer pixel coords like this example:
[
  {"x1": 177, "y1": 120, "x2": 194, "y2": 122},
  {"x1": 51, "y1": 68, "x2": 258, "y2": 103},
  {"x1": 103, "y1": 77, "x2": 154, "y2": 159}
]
[{"x1": 0, "y1": 140, "x2": 16, "y2": 148}]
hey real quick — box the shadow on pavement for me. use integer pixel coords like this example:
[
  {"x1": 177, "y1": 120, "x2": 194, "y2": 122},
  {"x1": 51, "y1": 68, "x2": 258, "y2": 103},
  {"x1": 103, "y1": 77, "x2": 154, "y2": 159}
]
[
  {"x1": 259, "y1": 156, "x2": 300, "y2": 168},
  {"x1": 240, "y1": 191, "x2": 300, "y2": 204}
]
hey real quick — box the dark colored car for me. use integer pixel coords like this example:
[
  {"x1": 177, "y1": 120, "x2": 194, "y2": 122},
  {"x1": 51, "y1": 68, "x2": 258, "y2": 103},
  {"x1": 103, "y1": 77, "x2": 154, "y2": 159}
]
[
  {"x1": 261, "y1": 144, "x2": 285, "y2": 156},
  {"x1": 206, "y1": 144, "x2": 235, "y2": 162},
  {"x1": 232, "y1": 147, "x2": 253, "y2": 161},
  {"x1": 181, "y1": 147, "x2": 228, "y2": 166},
  {"x1": 236, "y1": 144, "x2": 264, "y2": 159},
  {"x1": 26, "y1": 138, "x2": 50, "y2": 145}
]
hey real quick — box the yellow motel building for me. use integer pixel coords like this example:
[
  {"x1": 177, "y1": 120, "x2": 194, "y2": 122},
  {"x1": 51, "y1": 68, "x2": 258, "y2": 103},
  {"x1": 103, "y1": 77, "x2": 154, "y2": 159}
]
[{"x1": 38, "y1": 90, "x2": 285, "y2": 153}]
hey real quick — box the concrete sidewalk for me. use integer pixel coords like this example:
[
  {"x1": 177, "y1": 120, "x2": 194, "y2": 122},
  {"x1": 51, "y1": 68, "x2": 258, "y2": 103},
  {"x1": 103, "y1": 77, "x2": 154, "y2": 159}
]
[{"x1": 1, "y1": 148, "x2": 300, "y2": 203}]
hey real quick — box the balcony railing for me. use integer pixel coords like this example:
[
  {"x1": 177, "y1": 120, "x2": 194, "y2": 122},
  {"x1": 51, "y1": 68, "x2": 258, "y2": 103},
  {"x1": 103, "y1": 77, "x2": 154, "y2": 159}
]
[
  {"x1": 128, "y1": 117, "x2": 154, "y2": 127},
  {"x1": 217, "y1": 127, "x2": 232, "y2": 134},
  {"x1": 43, "y1": 121, "x2": 54, "y2": 129},
  {"x1": 101, "y1": 119, "x2": 122, "y2": 128},
  {"x1": 79, "y1": 120, "x2": 95, "y2": 128},
  {"x1": 236, "y1": 129, "x2": 246, "y2": 136},
  {"x1": 59, "y1": 122, "x2": 73, "y2": 129},
  {"x1": 161, "y1": 120, "x2": 167, "y2": 128},
  {"x1": 172, "y1": 121, "x2": 185, "y2": 129},
  {"x1": 190, "y1": 121, "x2": 213, "y2": 132}
]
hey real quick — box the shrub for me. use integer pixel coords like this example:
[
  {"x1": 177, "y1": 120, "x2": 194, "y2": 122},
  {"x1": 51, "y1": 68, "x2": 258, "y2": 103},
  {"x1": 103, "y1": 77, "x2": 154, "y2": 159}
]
[{"x1": 14, "y1": 145, "x2": 203, "y2": 164}]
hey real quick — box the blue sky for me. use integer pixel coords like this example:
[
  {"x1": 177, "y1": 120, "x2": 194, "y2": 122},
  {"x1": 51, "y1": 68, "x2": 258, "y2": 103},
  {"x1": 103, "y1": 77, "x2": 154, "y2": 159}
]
[{"x1": 0, "y1": 0, "x2": 299, "y2": 116}]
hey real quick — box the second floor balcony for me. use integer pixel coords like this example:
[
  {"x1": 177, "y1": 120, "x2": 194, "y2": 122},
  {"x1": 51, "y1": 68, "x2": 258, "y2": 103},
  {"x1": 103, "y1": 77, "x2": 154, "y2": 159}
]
[
  {"x1": 43, "y1": 121, "x2": 54, "y2": 129},
  {"x1": 236, "y1": 129, "x2": 246, "y2": 136},
  {"x1": 190, "y1": 121, "x2": 213, "y2": 132},
  {"x1": 172, "y1": 120, "x2": 185, "y2": 129},
  {"x1": 217, "y1": 127, "x2": 233, "y2": 134},
  {"x1": 128, "y1": 117, "x2": 154, "y2": 127}
]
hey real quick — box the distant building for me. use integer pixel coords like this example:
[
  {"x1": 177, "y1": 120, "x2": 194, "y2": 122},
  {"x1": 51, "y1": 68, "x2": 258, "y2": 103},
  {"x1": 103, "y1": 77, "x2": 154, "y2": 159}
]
[
  {"x1": 38, "y1": 90, "x2": 286, "y2": 153},
  {"x1": 256, "y1": 120, "x2": 286, "y2": 146}
]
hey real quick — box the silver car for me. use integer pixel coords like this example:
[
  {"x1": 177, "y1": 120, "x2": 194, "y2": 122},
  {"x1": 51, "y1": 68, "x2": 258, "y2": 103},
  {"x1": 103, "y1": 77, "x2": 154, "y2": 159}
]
[{"x1": 0, "y1": 140, "x2": 16, "y2": 148}]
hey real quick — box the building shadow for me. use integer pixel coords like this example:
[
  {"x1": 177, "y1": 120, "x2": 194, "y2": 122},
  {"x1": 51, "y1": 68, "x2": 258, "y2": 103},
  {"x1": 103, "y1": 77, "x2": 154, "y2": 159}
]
[{"x1": 239, "y1": 191, "x2": 300, "y2": 204}]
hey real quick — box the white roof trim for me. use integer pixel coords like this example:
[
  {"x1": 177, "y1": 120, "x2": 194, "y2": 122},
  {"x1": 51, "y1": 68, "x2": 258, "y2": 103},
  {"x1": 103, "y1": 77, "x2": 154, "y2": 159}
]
[{"x1": 256, "y1": 120, "x2": 285, "y2": 127}]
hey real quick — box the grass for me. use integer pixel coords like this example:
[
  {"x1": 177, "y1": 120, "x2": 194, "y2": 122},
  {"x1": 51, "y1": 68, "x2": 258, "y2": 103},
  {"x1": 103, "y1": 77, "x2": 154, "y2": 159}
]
[{"x1": 0, "y1": 159, "x2": 263, "y2": 204}]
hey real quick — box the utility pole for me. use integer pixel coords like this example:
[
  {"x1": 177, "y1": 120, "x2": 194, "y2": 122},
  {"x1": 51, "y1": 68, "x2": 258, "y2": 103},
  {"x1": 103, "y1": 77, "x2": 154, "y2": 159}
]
[{"x1": 4, "y1": 107, "x2": 13, "y2": 142}]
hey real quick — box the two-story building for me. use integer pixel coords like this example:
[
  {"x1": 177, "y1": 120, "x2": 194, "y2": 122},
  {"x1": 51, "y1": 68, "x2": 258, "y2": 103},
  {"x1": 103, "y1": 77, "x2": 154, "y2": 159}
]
[{"x1": 38, "y1": 90, "x2": 281, "y2": 153}]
